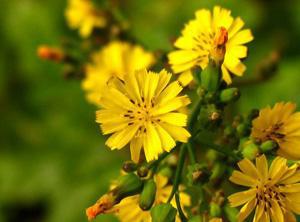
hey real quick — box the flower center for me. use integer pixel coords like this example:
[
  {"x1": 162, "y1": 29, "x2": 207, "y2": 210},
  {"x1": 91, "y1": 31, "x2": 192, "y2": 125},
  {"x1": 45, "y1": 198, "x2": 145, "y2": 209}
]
[
  {"x1": 210, "y1": 27, "x2": 228, "y2": 64},
  {"x1": 264, "y1": 123, "x2": 285, "y2": 142},
  {"x1": 256, "y1": 183, "x2": 286, "y2": 211},
  {"x1": 123, "y1": 98, "x2": 160, "y2": 134},
  {"x1": 193, "y1": 27, "x2": 228, "y2": 65}
]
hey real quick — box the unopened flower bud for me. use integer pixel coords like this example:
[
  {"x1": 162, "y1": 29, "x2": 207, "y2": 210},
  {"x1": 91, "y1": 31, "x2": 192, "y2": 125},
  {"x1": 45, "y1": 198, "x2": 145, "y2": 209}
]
[
  {"x1": 139, "y1": 179, "x2": 157, "y2": 210},
  {"x1": 188, "y1": 216, "x2": 202, "y2": 222},
  {"x1": 241, "y1": 140, "x2": 259, "y2": 160},
  {"x1": 159, "y1": 167, "x2": 173, "y2": 179},
  {"x1": 236, "y1": 123, "x2": 251, "y2": 137},
  {"x1": 210, "y1": 27, "x2": 228, "y2": 65},
  {"x1": 122, "y1": 161, "x2": 138, "y2": 172},
  {"x1": 224, "y1": 204, "x2": 239, "y2": 222},
  {"x1": 187, "y1": 163, "x2": 210, "y2": 185},
  {"x1": 210, "y1": 202, "x2": 222, "y2": 217},
  {"x1": 151, "y1": 203, "x2": 177, "y2": 222},
  {"x1": 200, "y1": 61, "x2": 221, "y2": 92},
  {"x1": 210, "y1": 163, "x2": 225, "y2": 181},
  {"x1": 224, "y1": 126, "x2": 235, "y2": 137},
  {"x1": 37, "y1": 45, "x2": 65, "y2": 62},
  {"x1": 137, "y1": 166, "x2": 149, "y2": 178},
  {"x1": 198, "y1": 105, "x2": 222, "y2": 130},
  {"x1": 86, "y1": 193, "x2": 115, "y2": 221},
  {"x1": 260, "y1": 140, "x2": 278, "y2": 153},
  {"x1": 112, "y1": 173, "x2": 143, "y2": 202},
  {"x1": 247, "y1": 109, "x2": 259, "y2": 123},
  {"x1": 219, "y1": 88, "x2": 240, "y2": 103}
]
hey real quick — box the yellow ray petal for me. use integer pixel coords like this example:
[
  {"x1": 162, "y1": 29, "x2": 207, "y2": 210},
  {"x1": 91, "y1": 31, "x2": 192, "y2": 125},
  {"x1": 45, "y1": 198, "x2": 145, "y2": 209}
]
[{"x1": 228, "y1": 189, "x2": 256, "y2": 207}]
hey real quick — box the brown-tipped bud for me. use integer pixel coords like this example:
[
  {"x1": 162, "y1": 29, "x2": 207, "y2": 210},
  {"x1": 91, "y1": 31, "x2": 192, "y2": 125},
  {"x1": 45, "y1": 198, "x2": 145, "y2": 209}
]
[
  {"x1": 137, "y1": 166, "x2": 149, "y2": 178},
  {"x1": 122, "y1": 161, "x2": 138, "y2": 172},
  {"x1": 86, "y1": 193, "x2": 115, "y2": 221},
  {"x1": 210, "y1": 27, "x2": 228, "y2": 65},
  {"x1": 37, "y1": 45, "x2": 65, "y2": 62}
]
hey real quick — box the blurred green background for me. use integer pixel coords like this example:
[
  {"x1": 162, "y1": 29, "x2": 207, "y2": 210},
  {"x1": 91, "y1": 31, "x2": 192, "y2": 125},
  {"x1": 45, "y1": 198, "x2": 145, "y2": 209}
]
[{"x1": 1, "y1": 0, "x2": 300, "y2": 221}]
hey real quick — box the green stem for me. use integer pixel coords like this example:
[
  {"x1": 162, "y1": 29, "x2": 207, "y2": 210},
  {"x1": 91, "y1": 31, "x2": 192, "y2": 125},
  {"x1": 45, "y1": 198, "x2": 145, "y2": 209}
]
[
  {"x1": 197, "y1": 140, "x2": 240, "y2": 161},
  {"x1": 167, "y1": 143, "x2": 186, "y2": 202},
  {"x1": 188, "y1": 98, "x2": 202, "y2": 132},
  {"x1": 147, "y1": 149, "x2": 174, "y2": 171},
  {"x1": 187, "y1": 141, "x2": 196, "y2": 164},
  {"x1": 167, "y1": 97, "x2": 203, "y2": 202},
  {"x1": 175, "y1": 192, "x2": 188, "y2": 222}
]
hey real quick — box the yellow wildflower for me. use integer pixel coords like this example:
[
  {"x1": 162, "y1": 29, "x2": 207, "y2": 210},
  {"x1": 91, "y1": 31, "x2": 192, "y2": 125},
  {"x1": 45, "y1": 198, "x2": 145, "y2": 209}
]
[
  {"x1": 168, "y1": 6, "x2": 253, "y2": 86},
  {"x1": 210, "y1": 218, "x2": 222, "y2": 222},
  {"x1": 82, "y1": 41, "x2": 155, "y2": 106},
  {"x1": 251, "y1": 102, "x2": 300, "y2": 160},
  {"x1": 228, "y1": 155, "x2": 300, "y2": 222},
  {"x1": 96, "y1": 69, "x2": 191, "y2": 162},
  {"x1": 111, "y1": 174, "x2": 190, "y2": 222},
  {"x1": 65, "y1": 0, "x2": 106, "y2": 38}
]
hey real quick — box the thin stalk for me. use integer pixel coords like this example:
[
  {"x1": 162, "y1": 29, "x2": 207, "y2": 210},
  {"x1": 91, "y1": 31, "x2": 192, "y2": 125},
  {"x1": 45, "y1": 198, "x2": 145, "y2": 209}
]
[
  {"x1": 187, "y1": 141, "x2": 196, "y2": 164},
  {"x1": 197, "y1": 140, "x2": 240, "y2": 161},
  {"x1": 147, "y1": 149, "x2": 174, "y2": 170},
  {"x1": 175, "y1": 192, "x2": 188, "y2": 222},
  {"x1": 167, "y1": 97, "x2": 203, "y2": 202},
  {"x1": 167, "y1": 143, "x2": 187, "y2": 202}
]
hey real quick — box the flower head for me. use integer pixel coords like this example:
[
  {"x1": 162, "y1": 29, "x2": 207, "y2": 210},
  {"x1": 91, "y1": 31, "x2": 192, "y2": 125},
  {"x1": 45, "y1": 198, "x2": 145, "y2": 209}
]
[
  {"x1": 86, "y1": 193, "x2": 116, "y2": 221},
  {"x1": 228, "y1": 155, "x2": 300, "y2": 222},
  {"x1": 111, "y1": 174, "x2": 190, "y2": 222},
  {"x1": 168, "y1": 6, "x2": 253, "y2": 86},
  {"x1": 65, "y1": 0, "x2": 106, "y2": 38},
  {"x1": 251, "y1": 102, "x2": 300, "y2": 160},
  {"x1": 96, "y1": 69, "x2": 191, "y2": 162},
  {"x1": 82, "y1": 41, "x2": 155, "y2": 106},
  {"x1": 37, "y1": 45, "x2": 65, "y2": 62}
]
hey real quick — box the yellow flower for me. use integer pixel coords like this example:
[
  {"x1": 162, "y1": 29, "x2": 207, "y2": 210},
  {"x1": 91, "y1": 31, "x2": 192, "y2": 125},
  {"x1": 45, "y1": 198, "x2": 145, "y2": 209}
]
[
  {"x1": 168, "y1": 6, "x2": 253, "y2": 86},
  {"x1": 228, "y1": 155, "x2": 300, "y2": 222},
  {"x1": 251, "y1": 102, "x2": 300, "y2": 160},
  {"x1": 96, "y1": 69, "x2": 191, "y2": 162},
  {"x1": 65, "y1": 0, "x2": 106, "y2": 38},
  {"x1": 82, "y1": 41, "x2": 155, "y2": 106},
  {"x1": 210, "y1": 218, "x2": 222, "y2": 222},
  {"x1": 111, "y1": 174, "x2": 190, "y2": 222}
]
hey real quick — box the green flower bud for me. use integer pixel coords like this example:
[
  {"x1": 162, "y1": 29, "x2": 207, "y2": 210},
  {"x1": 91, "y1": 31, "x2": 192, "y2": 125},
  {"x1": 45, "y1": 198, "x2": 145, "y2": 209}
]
[
  {"x1": 187, "y1": 163, "x2": 210, "y2": 185},
  {"x1": 151, "y1": 203, "x2": 177, "y2": 222},
  {"x1": 200, "y1": 62, "x2": 221, "y2": 92},
  {"x1": 122, "y1": 161, "x2": 138, "y2": 172},
  {"x1": 137, "y1": 166, "x2": 149, "y2": 178},
  {"x1": 236, "y1": 123, "x2": 251, "y2": 137},
  {"x1": 232, "y1": 115, "x2": 243, "y2": 128},
  {"x1": 210, "y1": 162, "x2": 226, "y2": 181},
  {"x1": 188, "y1": 215, "x2": 202, "y2": 222},
  {"x1": 197, "y1": 86, "x2": 206, "y2": 97},
  {"x1": 139, "y1": 179, "x2": 157, "y2": 210},
  {"x1": 112, "y1": 173, "x2": 143, "y2": 202},
  {"x1": 224, "y1": 126, "x2": 235, "y2": 137},
  {"x1": 219, "y1": 87, "x2": 240, "y2": 103},
  {"x1": 246, "y1": 109, "x2": 259, "y2": 123},
  {"x1": 210, "y1": 202, "x2": 221, "y2": 217},
  {"x1": 158, "y1": 167, "x2": 173, "y2": 179},
  {"x1": 241, "y1": 140, "x2": 259, "y2": 160},
  {"x1": 198, "y1": 105, "x2": 222, "y2": 130},
  {"x1": 260, "y1": 140, "x2": 278, "y2": 153},
  {"x1": 205, "y1": 149, "x2": 219, "y2": 164},
  {"x1": 224, "y1": 204, "x2": 239, "y2": 222}
]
